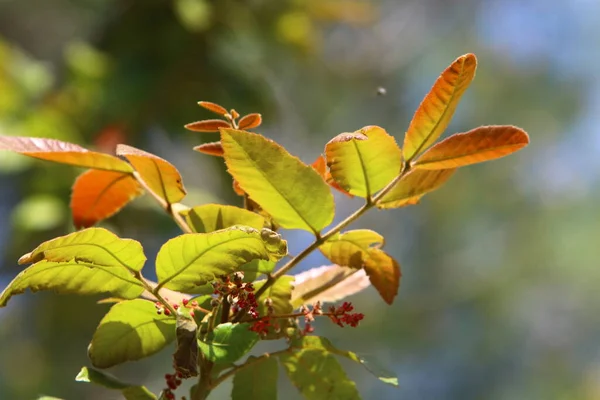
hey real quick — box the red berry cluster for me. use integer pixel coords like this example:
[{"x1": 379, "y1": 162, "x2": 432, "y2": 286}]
[
  {"x1": 213, "y1": 272, "x2": 258, "y2": 318},
  {"x1": 327, "y1": 302, "x2": 364, "y2": 327},
  {"x1": 162, "y1": 370, "x2": 184, "y2": 400},
  {"x1": 249, "y1": 297, "x2": 279, "y2": 336},
  {"x1": 155, "y1": 297, "x2": 198, "y2": 317}
]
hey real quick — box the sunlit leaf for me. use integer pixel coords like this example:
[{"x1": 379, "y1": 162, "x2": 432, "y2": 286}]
[
  {"x1": 220, "y1": 128, "x2": 334, "y2": 233},
  {"x1": 312, "y1": 154, "x2": 354, "y2": 197},
  {"x1": 239, "y1": 259, "x2": 276, "y2": 282},
  {"x1": 17, "y1": 228, "x2": 146, "y2": 271},
  {"x1": 376, "y1": 168, "x2": 456, "y2": 209},
  {"x1": 193, "y1": 141, "x2": 224, "y2": 157},
  {"x1": 414, "y1": 125, "x2": 529, "y2": 169},
  {"x1": 185, "y1": 119, "x2": 231, "y2": 132},
  {"x1": 116, "y1": 144, "x2": 186, "y2": 205},
  {"x1": 76, "y1": 367, "x2": 157, "y2": 400},
  {"x1": 155, "y1": 227, "x2": 287, "y2": 292},
  {"x1": 181, "y1": 204, "x2": 265, "y2": 233},
  {"x1": 198, "y1": 101, "x2": 228, "y2": 116},
  {"x1": 403, "y1": 53, "x2": 477, "y2": 161},
  {"x1": 232, "y1": 356, "x2": 278, "y2": 400},
  {"x1": 325, "y1": 126, "x2": 402, "y2": 197},
  {"x1": 363, "y1": 248, "x2": 401, "y2": 305},
  {"x1": 71, "y1": 169, "x2": 143, "y2": 229},
  {"x1": 238, "y1": 113, "x2": 262, "y2": 130},
  {"x1": 291, "y1": 265, "x2": 370, "y2": 307},
  {"x1": 88, "y1": 299, "x2": 176, "y2": 368},
  {"x1": 280, "y1": 336, "x2": 361, "y2": 400},
  {"x1": 319, "y1": 229, "x2": 384, "y2": 268},
  {"x1": 0, "y1": 136, "x2": 133, "y2": 172},
  {"x1": 198, "y1": 322, "x2": 259, "y2": 364}
]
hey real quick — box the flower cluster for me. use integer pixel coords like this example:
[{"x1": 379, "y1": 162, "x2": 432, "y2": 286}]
[
  {"x1": 213, "y1": 272, "x2": 259, "y2": 318},
  {"x1": 327, "y1": 302, "x2": 364, "y2": 327}
]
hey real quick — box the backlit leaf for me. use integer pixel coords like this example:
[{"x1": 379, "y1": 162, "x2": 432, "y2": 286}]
[
  {"x1": 280, "y1": 336, "x2": 361, "y2": 400},
  {"x1": 239, "y1": 259, "x2": 276, "y2": 282},
  {"x1": 71, "y1": 169, "x2": 143, "y2": 229},
  {"x1": 0, "y1": 136, "x2": 133, "y2": 172},
  {"x1": 319, "y1": 229, "x2": 384, "y2": 268},
  {"x1": 76, "y1": 367, "x2": 157, "y2": 400},
  {"x1": 363, "y1": 248, "x2": 401, "y2": 305},
  {"x1": 376, "y1": 168, "x2": 456, "y2": 209},
  {"x1": 155, "y1": 227, "x2": 287, "y2": 292},
  {"x1": 238, "y1": 113, "x2": 262, "y2": 130},
  {"x1": 326, "y1": 126, "x2": 402, "y2": 197},
  {"x1": 198, "y1": 101, "x2": 228, "y2": 116},
  {"x1": 414, "y1": 125, "x2": 529, "y2": 169},
  {"x1": 88, "y1": 299, "x2": 176, "y2": 368},
  {"x1": 198, "y1": 322, "x2": 259, "y2": 364},
  {"x1": 232, "y1": 356, "x2": 278, "y2": 400},
  {"x1": 181, "y1": 204, "x2": 265, "y2": 233},
  {"x1": 193, "y1": 141, "x2": 224, "y2": 157},
  {"x1": 220, "y1": 128, "x2": 334, "y2": 233},
  {"x1": 185, "y1": 119, "x2": 231, "y2": 132},
  {"x1": 17, "y1": 228, "x2": 146, "y2": 271},
  {"x1": 117, "y1": 144, "x2": 186, "y2": 205},
  {"x1": 403, "y1": 53, "x2": 477, "y2": 161},
  {"x1": 0, "y1": 260, "x2": 144, "y2": 307},
  {"x1": 291, "y1": 265, "x2": 370, "y2": 307}
]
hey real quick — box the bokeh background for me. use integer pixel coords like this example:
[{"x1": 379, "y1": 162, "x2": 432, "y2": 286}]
[{"x1": 1, "y1": 0, "x2": 599, "y2": 399}]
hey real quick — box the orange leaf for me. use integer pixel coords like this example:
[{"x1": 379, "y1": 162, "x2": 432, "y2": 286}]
[
  {"x1": 185, "y1": 119, "x2": 231, "y2": 132},
  {"x1": 311, "y1": 155, "x2": 354, "y2": 198},
  {"x1": 232, "y1": 180, "x2": 245, "y2": 196},
  {"x1": 363, "y1": 248, "x2": 401, "y2": 305},
  {"x1": 238, "y1": 113, "x2": 262, "y2": 130},
  {"x1": 198, "y1": 101, "x2": 228, "y2": 116},
  {"x1": 414, "y1": 125, "x2": 529, "y2": 169},
  {"x1": 0, "y1": 136, "x2": 132, "y2": 172},
  {"x1": 70, "y1": 169, "x2": 143, "y2": 229},
  {"x1": 116, "y1": 145, "x2": 186, "y2": 205},
  {"x1": 193, "y1": 142, "x2": 224, "y2": 157},
  {"x1": 403, "y1": 53, "x2": 477, "y2": 162},
  {"x1": 376, "y1": 168, "x2": 455, "y2": 209}
]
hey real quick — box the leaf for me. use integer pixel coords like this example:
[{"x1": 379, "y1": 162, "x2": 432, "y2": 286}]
[
  {"x1": 0, "y1": 260, "x2": 145, "y2": 307},
  {"x1": 325, "y1": 126, "x2": 402, "y2": 198},
  {"x1": 198, "y1": 323, "x2": 259, "y2": 364},
  {"x1": 363, "y1": 248, "x2": 401, "y2": 305},
  {"x1": 198, "y1": 101, "x2": 228, "y2": 116},
  {"x1": 319, "y1": 229, "x2": 384, "y2": 268},
  {"x1": 185, "y1": 119, "x2": 231, "y2": 132},
  {"x1": 0, "y1": 136, "x2": 133, "y2": 172},
  {"x1": 116, "y1": 144, "x2": 186, "y2": 205},
  {"x1": 413, "y1": 125, "x2": 529, "y2": 169},
  {"x1": 239, "y1": 259, "x2": 276, "y2": 282},
  {"x1": 232, "y1": 356, "x2": 278, "y2": 400},
  {"x1": 376, "y1": 168, "x2": 456, "y2": 209},
  {"x1": 193, "y1": 141, "x2": 224, "y2": 157},
  {"x1": 71, "y1": 169, "x2": 143, "y2": 229},
  {"x1": 291, "y1": 265, "x2": 370, "y2": 307},
  {"x1": 403, "y1": 53, "x2": 478, "y2": 162},
  {"x1": 312, "y1": 155, "x2": 354, "y2": 198},
  {"x1": 238, "y1": 113, "x2": 262, "y2": 130},
  {"x1": 280, "y1": 337, "x2": 361, "y2": 400},
  {"x1": 76, "y1": 367, "x2": 157, "y2": 400},
  {"x1": 88, "y1": 299, "x2": 176, "y2": 368},
  {"x1": 155, "y1": 226, "x2": 287, "y2": 292},
  {"x1": 181, "y1": 204, "x2": 265, "y2": 233},
  {"x1": 289, "y1": 336, "x2": 398, "y2": 387},
  {"x1": 17, "y1": 228, "x2": 146, "y2": 271},
  {"x1": 220, "y1": 128, "x2": 335, "y2": 233}
]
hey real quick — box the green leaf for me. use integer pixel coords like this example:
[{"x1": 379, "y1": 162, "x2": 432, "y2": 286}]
[
  {"x1": 290, "y1": 336, "x2": 398, "y2": 387},
  {"x1": 0, "y1": 260, "x2": 145, "y2": 307},
  {"x1": 88, "y1": 299, "x2": 176, "y2": 368},
  {"x1": 376, "y1": 168, "x2": 456, "y2": 209},
  {"x1": 232, "y1": 356, "x2": 278, "y2": 400},
  {"x1": 198, "y1": 323, "x2": 259, "y2": 364},
  {"x1": 182, "y1": 204, "x2": 265, "y2": 233},
  {"x1": 155, "y1": 226, "x2": 287, "y2": 292},
  {"x1": 220, "y1": 128, "x2": 334, "y2": 233},
  {"x1": 319, "y1": 229, "x2": 384, "y2": 268},
  {"x1": 239, "y1": 259, "x2": 276, "y2": 282},
  {"x1": 253, "y1": 276, "x2": 294, "y2": 339},
  {"x1": 17, "y1": 228, "x2": 146, "y2": 271},
  {"x1": 325, "y1": 126, "x2": 402, "y2": 198},
  {"x1": 75, "y1": 367, "x2": 157, "y2": 400},
  {"x1": 280, "y1": 338, "x2": 361, "y2": 400}
]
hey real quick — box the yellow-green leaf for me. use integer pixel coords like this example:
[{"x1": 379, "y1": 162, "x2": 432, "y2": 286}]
[
  {"x1": 181, "y1": 204, "x2": 265, "y2": 233},
  {"x1": 116, "y1": 144, "x2": 186, "y2": 205},
  {"x1": 76, "y1": 367, "x2": 157, "y2": 400},
  {"x1": 232, "y1": 356, "x2": 278, "y2": 400},
  {"x1": 414, "y1": 125, "x2": 530, "y2": 169},
  {"x1": 88, "y1": 299, "x2": 176, "y2": 368},
  {"x1": 325, "y1": 126, "x2": 402, "y2": 197},
  {"x1": 220, "y1": 128, "x2": 334, "y2": 234},
  {"x1": 363, "y1": 248, "x2": 401, "y2": 305},
  {"x1": 155, "y1": 227, "x2": 287, "y2": 292},
  {"x1": 319, "y1": 229, "x2": 384, "y2": 268},
  {"x1": 403, "y1": 53, "x2": 477, "y2": 161},
  {"x1": 376, "y1": 168, "x2": 456, "y2": 209}
]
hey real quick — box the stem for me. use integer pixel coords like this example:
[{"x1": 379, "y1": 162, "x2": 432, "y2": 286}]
[{"x1": 133, "y1": 271, "x2": 178, "y2": 315}]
